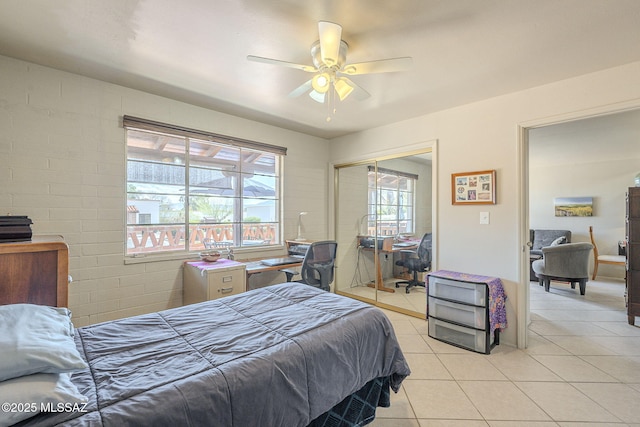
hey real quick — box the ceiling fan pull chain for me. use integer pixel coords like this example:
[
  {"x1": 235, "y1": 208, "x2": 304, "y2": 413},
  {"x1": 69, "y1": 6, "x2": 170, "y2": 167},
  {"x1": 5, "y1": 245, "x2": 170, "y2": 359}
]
[{"x1": 326, "y1": 86, "x2": 332, "y2": 122}]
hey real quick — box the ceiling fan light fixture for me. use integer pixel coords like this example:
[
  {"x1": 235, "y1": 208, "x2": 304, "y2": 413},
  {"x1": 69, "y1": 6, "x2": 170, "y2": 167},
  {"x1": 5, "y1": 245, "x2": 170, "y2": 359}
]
[
  {"x1": 311, "y1": 73, "x2": 331, "y2": 93},
  {"x1": 248, "y1": 20, "x2": 411, "y2": 120},
  {"x1": 334, "y1": 78, "x2": 354, "y2": 101}
]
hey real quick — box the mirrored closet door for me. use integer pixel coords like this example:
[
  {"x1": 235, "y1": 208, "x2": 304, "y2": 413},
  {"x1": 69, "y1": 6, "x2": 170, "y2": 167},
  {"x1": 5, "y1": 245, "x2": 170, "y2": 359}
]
[{"x1": 334, "y1": 150, "x2": 433, "y2": 318}]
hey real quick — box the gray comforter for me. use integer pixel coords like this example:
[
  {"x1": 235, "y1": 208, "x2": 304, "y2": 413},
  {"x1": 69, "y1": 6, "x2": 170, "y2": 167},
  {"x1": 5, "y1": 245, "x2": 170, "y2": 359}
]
[{"x1": 21, "y1": 283, "x2": 410, "y2": 427}]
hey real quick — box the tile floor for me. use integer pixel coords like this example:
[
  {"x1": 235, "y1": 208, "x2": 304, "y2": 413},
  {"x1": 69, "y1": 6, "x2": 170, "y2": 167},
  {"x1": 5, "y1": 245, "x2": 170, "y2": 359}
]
[{"x1": 371, "y1": 277, "x2": 640, "y2": 426}]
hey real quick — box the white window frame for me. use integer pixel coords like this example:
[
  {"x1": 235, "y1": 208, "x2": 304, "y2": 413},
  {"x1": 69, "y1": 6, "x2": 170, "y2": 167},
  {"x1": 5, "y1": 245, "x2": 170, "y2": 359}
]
[{"x1": 124, "y1": 116, "x2": 286, "y2": 259}]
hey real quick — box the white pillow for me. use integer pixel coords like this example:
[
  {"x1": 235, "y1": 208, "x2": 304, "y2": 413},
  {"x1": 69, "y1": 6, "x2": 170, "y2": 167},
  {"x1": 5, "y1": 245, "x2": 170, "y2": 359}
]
[
  {"x1": 0, "y1": 372, "x2": 88, "y2": 426},
  {"x1": 549, "y1": 236, "x2": 566, "y2": 246},
  {"x1": 0, "y1": 304, "x2": 87, "y2": 382}
]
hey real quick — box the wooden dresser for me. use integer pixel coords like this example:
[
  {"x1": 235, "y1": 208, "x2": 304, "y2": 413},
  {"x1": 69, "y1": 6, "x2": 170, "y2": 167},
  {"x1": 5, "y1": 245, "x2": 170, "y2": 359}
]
[
  {"x1": 626, "y1": 187, "x2": 640, "y2": 325},
  {"x1": 0, "y1": 237, "x2": 69, "y2": 307}
]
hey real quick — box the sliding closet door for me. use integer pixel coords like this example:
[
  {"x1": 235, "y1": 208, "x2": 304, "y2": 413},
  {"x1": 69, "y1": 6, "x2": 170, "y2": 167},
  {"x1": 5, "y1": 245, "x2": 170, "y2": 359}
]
[
  {"x1": 374, "y1": 157, "x2": 430, "y2": 316},
  {"x1": 334, "y1": 162, "x2": 377, "y2": 304},
  {"x1": 334, "y1": 151, "x2": 433, "y2": 318}
]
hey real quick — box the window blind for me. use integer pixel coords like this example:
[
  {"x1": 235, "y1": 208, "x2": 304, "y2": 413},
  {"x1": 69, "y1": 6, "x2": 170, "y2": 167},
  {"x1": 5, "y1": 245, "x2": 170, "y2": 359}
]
[{"x1": 123, "y1": 115, "x2": 287, "y2": 156}]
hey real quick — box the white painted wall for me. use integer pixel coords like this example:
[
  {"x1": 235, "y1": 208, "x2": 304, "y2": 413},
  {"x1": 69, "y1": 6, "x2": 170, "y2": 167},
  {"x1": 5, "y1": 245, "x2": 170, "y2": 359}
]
[
  {"x1": 330, "y1": 61, "x2": 640, "y2": 347},
  {"x1": 529, "y1": 110, "x2": 640, "y2": 279},
  {"x1": 0, "y1": 55, "x2": 329, "y2": 326}
]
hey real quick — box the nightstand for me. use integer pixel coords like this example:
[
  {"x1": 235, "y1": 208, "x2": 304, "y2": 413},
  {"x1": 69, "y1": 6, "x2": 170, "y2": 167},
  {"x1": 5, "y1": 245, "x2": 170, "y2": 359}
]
[{"x1": 183, "y1": 259, "x2": 246, "y2": 305}]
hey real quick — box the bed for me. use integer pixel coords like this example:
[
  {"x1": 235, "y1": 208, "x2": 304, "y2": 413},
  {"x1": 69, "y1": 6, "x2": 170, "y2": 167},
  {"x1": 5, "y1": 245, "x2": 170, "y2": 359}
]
[{"x1": 0, "y1": 239, "x2": 410, "y2": 427}]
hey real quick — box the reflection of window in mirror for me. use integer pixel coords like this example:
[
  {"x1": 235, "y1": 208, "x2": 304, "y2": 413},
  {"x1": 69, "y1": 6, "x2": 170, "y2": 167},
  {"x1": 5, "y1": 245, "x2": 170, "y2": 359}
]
[{"x1": 368, "y1": 166, "x2": 416, "y2": 237}]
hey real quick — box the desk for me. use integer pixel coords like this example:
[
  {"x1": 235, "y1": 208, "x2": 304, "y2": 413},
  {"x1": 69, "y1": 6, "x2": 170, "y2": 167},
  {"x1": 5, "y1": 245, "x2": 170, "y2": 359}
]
[
  {"x1": 359, "y1": 238, "x2": 419, "y2": 293},
  {"x1": 244, "y1": 259, "x2": 303, "y2": 291}
]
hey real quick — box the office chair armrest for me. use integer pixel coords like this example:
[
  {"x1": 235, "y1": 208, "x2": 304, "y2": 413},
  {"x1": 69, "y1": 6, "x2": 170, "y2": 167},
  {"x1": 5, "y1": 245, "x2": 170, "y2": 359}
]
[
  {"x1": 399, "y1": 249, "x2": 418, "y2": 258},
  {"x1": 281, "y1": 268, "x2": 299, "y2": 282}
]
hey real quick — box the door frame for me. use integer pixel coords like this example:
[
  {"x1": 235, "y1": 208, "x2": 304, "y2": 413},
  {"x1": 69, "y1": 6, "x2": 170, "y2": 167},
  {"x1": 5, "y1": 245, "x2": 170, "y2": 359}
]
[{"x1": 516, "y1": 100, "x2": 640, "y2": 349}]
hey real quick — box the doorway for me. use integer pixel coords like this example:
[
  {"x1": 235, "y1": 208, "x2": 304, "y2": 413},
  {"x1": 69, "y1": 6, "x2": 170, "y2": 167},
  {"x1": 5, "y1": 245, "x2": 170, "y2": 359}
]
[{"x1": 519, "y1": 107, "x2": 640, "y2": 348}]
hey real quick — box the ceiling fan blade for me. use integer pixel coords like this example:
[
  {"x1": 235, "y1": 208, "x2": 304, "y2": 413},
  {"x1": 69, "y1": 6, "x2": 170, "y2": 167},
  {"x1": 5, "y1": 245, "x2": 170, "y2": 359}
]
[
  {"x1": 341, "y1": 57, "x2": 413, "y2": 75},
  {"x1": 247, "y1": 55, "x2": 317, "y2": 72},
  {"x1": 318, "y1": 21, "x2": 342, "y2": 66},
  {"x1": 309, "y1": 90, "x2": 326, "y2": 104},
  {"x1": 341, "y1": 77, "x2": 370, "y2": 101},
  {"x1": 288, "y1": 79, "x2": 313, "y2": 98}
]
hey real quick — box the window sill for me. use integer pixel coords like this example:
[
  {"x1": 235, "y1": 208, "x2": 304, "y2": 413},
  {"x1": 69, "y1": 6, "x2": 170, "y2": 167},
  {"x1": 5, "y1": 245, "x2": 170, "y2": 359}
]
[{"x1": 124, "y1": 244, "x2": 286, "y2": 265}]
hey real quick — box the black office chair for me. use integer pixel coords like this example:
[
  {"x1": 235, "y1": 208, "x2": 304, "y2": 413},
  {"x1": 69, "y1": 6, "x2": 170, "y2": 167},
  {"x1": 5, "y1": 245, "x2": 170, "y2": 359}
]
[
  {"x1": 395, "y1": 233, "x2": 432, "y2": 293},
  {"x1": 284, "y1": 240, "x2": 337, "y2": 292}
]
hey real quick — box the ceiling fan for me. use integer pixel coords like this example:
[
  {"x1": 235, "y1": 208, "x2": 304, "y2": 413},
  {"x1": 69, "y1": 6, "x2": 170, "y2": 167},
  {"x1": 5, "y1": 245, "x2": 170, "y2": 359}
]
[{"x1": 247, "y1": 21, "x2": 412, "y2": 117}]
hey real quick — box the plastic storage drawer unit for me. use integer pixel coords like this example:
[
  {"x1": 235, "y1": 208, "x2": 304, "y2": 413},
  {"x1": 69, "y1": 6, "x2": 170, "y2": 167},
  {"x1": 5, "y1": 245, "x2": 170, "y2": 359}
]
[{"x1": 427, "y1": 272, "x2": 500, "y2": 354}]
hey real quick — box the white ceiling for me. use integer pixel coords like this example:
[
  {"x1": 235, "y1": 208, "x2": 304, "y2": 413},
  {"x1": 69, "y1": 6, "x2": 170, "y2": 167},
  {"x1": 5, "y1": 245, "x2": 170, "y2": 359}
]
[{"x1": 0, "y1": 0, "x2": 639, "y2": 139}]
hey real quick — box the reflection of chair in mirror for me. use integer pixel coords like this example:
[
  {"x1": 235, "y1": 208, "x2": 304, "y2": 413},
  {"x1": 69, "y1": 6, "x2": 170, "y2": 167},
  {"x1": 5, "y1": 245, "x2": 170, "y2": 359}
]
[
  {"x1": 284, "y1": 240, "x2": 337, "y2": 292},
  {"x1": 589, "y1": 226, "x2": 626, "y2": 280},
  {"x1": 532, "y1": 242, "x2": 593, "y2": 295},
  {"x1": 395, "y1": 233, "x2": 432, "y2": 293}
]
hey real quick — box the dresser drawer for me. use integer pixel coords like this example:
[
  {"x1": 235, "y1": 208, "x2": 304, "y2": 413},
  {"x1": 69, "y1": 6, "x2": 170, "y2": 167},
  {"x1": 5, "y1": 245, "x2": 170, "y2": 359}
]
[
  {"x1": 428, "y1": 297, "x2": 487, "y2": 329},
  {"x1": 428, "y1": 317, "x2": 494, "y2": 354},
  {"x1": 207, "y1": 269, "x2": 244, "y2": 298},
  {"x1": 428, "y1": 276, "x2": 487, "y2": 306}
]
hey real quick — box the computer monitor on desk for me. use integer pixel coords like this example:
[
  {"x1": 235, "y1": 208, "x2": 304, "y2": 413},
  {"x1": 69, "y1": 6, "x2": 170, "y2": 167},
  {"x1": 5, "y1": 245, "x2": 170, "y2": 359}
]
[
  {"x1": 358, "y1": 236, "x2": 394, "y2": 251},
  {"x1": 287, "y1": 242, "x2": 310, "y2": 257}
]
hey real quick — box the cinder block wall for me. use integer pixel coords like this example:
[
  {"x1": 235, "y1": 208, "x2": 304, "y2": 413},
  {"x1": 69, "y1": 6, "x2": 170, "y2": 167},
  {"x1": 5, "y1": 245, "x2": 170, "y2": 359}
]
[{"x1": 0, "y1": 55, "x2": 329, "y2": 326}]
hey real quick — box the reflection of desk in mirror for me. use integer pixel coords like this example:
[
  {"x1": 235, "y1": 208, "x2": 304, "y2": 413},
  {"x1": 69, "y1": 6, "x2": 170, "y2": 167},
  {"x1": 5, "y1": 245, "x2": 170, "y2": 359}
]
[{"x1": 357, "y1": 236, "x2": 419, "y2": 293}]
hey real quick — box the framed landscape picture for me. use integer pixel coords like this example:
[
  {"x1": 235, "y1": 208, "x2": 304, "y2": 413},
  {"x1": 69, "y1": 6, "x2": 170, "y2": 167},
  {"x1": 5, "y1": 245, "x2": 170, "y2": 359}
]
[
  {"x1": 554, "y1": 197, "x2": 593, "y2": 217},
  {"x1": 451, "y1": 170, "x2": 496, "y2": 205}
]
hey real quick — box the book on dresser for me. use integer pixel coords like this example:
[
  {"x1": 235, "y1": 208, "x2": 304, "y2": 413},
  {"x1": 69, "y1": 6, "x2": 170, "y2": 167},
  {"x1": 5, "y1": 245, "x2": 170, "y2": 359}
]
[{"x1": 626, "y1": 187, "x2": 640, "y2": 325}]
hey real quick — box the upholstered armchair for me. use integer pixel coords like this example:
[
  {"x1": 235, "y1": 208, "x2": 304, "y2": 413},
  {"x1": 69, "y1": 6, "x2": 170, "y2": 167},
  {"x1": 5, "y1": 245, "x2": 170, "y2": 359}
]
[
  {"x1": 528, "y1": 229, "x2": 571, "y2": 280},
  {"x1": 531, "y1": 242, "x2": 593, "y2": 295}
]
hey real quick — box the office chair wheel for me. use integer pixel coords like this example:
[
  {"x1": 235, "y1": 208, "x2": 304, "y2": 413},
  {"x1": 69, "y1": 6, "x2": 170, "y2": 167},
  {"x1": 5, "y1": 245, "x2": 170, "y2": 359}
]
[{"x1": 406, "y1": 288, "x2": 410, "y2": 294}]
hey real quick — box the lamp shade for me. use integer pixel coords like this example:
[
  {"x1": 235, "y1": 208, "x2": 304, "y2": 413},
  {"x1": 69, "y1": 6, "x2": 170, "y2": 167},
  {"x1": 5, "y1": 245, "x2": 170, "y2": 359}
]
[
  {"x1": 311, "y1": 73, "x2": 331, "y2": 93},
  {"x1": 334, "y1": 77, "x2": 354, "y2": 101}
]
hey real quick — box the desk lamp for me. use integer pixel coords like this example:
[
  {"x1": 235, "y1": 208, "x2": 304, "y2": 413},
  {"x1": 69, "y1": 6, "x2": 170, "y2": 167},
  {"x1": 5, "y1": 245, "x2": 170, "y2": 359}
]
[
  {"x1": 295, "y1": 212, "x2": 308, "y2": 241},
  {"x1": 359, "y1": 214, "x2": 373, "y2": 236}
]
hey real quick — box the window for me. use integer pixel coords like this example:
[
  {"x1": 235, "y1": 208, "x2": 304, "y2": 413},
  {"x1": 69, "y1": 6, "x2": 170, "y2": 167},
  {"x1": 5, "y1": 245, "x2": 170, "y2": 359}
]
[
  {"x1": 367, "y1": 166, "x2": 416, "y2": 236},
  {"x1": 124, "y1": 116, "x2": 285, "y2": 256}
]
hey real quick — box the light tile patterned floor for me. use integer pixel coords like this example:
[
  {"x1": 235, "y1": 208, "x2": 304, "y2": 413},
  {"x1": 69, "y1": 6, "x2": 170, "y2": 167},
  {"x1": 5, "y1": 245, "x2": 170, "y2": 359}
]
[{"x1": 371, "y1": 277, "x2": 640, "y2": 426}]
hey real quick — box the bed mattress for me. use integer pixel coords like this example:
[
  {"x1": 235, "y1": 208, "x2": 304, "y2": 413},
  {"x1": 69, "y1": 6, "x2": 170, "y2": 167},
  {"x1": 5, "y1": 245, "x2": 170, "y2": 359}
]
[{"x1": 17, "y1": 283, "x2": 410, "y2": 427}]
